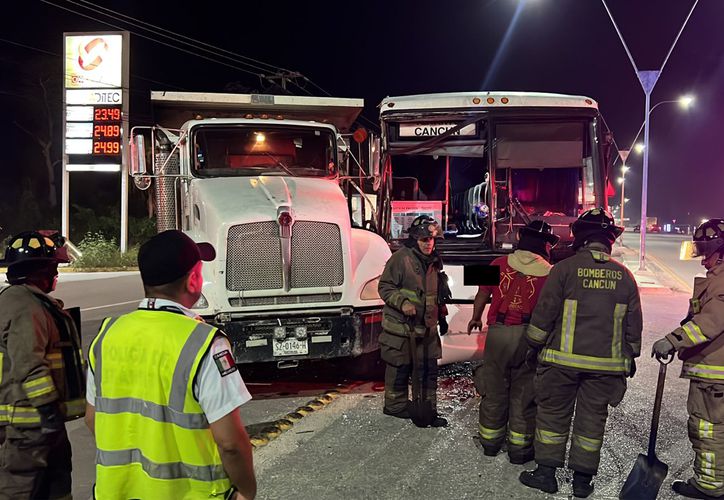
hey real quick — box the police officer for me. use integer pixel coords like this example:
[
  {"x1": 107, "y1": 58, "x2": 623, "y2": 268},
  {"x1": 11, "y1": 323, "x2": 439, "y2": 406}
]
[
  {"x1": 378, "y1": 215, "x2": 447, "y2": 427},
  {"x1": 0, "y1": 231, "x2": 86, "y2": 499},
  {"x1": 652, "y1": 219, "x2": 724, "y2": 499},
  {"x1": 85, "y1": 230, "x2": 256, "y2": 499},
  {"x1": 468, "y1": 220, "x2": 559, "y2": 464},
  {"x1": 519, "y1": 208, "x2": 642, "y2": 497}
]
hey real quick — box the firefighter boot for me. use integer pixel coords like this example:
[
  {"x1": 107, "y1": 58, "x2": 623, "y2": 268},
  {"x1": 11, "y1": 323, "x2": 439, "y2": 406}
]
[
  {"x1": 672, "y1": 480, "x2": 724, "y2": 499},
  {"x1": 519, "y1": 465, "x2": 558, "y2": 494},
  {"x1": 430, "y1": 415, "x2": 448, "y2": 428},
  {"x1": 383, "y1": 401, "x2": 411, "y2": 419},
  {"x1": 572, "y1": 471, "x2": 594, "y2": 498}
]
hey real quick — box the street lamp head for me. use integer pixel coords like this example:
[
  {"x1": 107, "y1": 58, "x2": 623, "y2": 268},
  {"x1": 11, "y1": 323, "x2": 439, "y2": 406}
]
[
  {"x1": 679, "y1": 95, "x2": 695, "y2": 108},
  {"x1": 634, "y1": 143, "x2": 645, "y2": 154},
  {"x1": 617, "y1": 177, "x2": 625, "y2": 184},
  {"x1": 621, "y1": 165, "x2": 629, "y2": 173},
  {"x1": 624, "y1": 198, "x2": 630, "y2": 203}
]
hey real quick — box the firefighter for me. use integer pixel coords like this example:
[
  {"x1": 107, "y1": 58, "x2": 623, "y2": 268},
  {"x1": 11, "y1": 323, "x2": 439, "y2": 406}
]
[
  {"x1": 85, "y1": 230, "x2": 256, "y2": 499},
  {"x1": 652, "y1": 218, "x2": 724, "y2": 500},
  {"x1": 468, "y1": 220, "x2": 559, "y2": 464},
  {"x1": 0, "y1": 231, "x2": 86, "y2": 499},
  {"x1": 519, "y1": 208, "x2": 642, "y2": 498},
  {"x1": 378, "y1": 215, "x2": 447, "y2": 427}
]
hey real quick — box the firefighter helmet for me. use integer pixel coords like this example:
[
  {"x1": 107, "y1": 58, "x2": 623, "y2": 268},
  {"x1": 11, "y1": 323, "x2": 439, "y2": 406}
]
[
  {"x1": 518, "y1": 220, "x2": 560, "y2": 247},
  {"x1": 0, "y1": 231, "x2": 70, "y2": 267},
  {"x1": 408, "y1": 215, "x2": 442, "y2": 240},
  {"x1": 691, "y1": 218, "x2": 724, "y2": 259},
  {"x1": 570, "y1": 208, "x2": 623, "y2": 249}
]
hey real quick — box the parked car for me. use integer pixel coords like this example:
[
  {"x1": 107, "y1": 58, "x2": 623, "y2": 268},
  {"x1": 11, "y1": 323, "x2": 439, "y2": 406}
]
[{"x1": 633, "y1": 224, "x2": 661, "y2": 233}]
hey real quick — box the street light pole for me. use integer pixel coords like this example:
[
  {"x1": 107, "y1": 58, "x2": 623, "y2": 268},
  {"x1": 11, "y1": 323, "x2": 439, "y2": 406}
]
[{"x1": 601, "y1": 0, "x2": 699, "y2": 272}]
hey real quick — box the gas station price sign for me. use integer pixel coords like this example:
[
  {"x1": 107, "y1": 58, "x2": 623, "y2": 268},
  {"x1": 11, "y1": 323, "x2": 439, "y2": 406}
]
[{"x1": 92, "y1": 106, "x2": 122, "y2": 156}]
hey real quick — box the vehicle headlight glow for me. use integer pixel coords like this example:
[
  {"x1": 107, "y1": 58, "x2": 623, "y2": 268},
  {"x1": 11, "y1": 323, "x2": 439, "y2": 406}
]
[{"x1": 192, "y1": 293, "x2": 208, "y2": 309}]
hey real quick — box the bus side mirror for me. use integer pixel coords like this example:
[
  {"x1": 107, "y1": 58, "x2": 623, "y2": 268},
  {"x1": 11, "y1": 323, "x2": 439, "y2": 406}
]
[{"x1": 130, "y1": 134, "x2": 148, "y2": 176}]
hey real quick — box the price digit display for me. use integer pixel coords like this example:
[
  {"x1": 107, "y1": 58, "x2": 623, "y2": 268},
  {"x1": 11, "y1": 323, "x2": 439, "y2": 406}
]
[{"x1": 92, "y1": 106, "x2": 122, "y2": 156}]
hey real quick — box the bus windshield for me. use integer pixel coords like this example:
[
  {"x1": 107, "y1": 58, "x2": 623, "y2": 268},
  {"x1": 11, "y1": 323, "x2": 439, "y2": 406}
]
[
  {"x1": 192, "y1": 126, "x2": 337, "y2": 178},
  {"x1": 383, "y1": 116, "x2": 602, "y2": 253}
]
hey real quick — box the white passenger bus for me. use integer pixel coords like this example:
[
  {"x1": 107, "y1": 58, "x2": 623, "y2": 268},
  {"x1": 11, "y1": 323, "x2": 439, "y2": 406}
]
[{"x1": 376, "y1": 91, "x2": 615, "y2": 363}]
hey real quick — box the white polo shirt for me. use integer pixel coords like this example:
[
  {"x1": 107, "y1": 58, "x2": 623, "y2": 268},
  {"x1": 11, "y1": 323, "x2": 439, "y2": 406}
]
[{"x1": 86, "y1": 298, "x2": 251, "y2": 423}]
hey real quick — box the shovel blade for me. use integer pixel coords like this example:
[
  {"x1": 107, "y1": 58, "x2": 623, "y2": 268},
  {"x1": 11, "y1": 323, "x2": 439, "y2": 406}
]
[{"x1": 619, "y1": 453, "x2": 669, "y2": 500}]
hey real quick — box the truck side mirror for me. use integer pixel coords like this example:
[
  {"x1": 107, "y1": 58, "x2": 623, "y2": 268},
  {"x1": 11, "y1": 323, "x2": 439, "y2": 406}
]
[
  {"x1": 130, "y1": 134, "x2": 148, "y2": 176},
  {"x1": 370, "y1": 137, "x2": 381, "y2": 178}
]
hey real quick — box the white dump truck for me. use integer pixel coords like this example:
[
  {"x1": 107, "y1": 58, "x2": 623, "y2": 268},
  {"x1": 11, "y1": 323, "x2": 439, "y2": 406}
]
[{"x1": 130, "y1": 92, "x2": 390, "y2": 369}]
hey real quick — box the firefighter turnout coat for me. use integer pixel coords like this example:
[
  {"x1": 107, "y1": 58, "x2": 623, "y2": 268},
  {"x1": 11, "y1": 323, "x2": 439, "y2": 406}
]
[
  {"x1": 527, "y1": 245, "x2": 642, "y2": 374},
  {"x1": 0, "y1": 284, "x2": 85, "y2": 428},
  {"x1": 667, "y1": 260, "x2": 724, "y2": 495}
]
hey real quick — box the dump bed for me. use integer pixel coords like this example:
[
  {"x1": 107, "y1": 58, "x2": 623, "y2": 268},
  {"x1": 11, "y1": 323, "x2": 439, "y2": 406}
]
[{"x1": 150, "y1": 91, "x2": 364, "y2": 132}]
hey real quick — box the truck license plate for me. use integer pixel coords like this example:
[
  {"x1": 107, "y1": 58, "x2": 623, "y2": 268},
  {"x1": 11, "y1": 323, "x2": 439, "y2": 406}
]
[{"x1": 273, "y1": 338, "x2": 309, "y2": 356}]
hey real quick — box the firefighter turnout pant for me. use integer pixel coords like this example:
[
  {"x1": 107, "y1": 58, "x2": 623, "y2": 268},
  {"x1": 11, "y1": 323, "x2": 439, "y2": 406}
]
[
  {"x1": 533, "y1": 366, "x2": 626, "y2": 475},
  {"x1": 475, "y1": 324, "x2": 535, "y2": 459},
  {"x1": 380, "y1": 331, "x2": 440, "y2": 414},
  {"x1": 686, "y1": 381, "x2": 724, "y2": 496},
  {"x1": 0, "y1": 425, "x2": 72, "y2": 500}
]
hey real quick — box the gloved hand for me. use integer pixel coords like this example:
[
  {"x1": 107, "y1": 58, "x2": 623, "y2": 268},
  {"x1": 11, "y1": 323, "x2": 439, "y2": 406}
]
[
  {"x1": 37, "y1": 402, "x2": 64, "y2": 434},
  {"x1": 628, "y1": 359, "x2": 637, "y2": 378},
  {"x1": 467, "y1": 319, "x2": 483, "y2": 335},
  {"x1": 402, "y1": 301, "x2": 417, "y2": 317},
  {"x1": 524, "y1": 347, "x2": 540, "y2": 369},
  {"x1": 439, "y1": 316, "x2": 449, "y2": 336},
  {"x1": 651, "y1": 337, "x2": 675, "y2": 359}
]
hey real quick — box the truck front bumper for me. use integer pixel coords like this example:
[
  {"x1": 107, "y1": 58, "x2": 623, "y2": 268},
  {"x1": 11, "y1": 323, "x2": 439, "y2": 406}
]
[{"x1": 211, "y1": 308, "x2": 383, "y2": 364}]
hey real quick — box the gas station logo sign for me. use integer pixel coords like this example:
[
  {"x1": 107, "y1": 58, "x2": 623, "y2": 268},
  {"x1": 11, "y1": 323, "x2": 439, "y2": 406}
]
[{"x1": 65, "y1": 34, "x2": 123, "y2": 88}]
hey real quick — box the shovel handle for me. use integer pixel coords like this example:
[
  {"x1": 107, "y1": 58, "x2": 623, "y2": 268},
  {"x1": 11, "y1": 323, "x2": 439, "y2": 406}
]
[{"x1": 647, "y1": 357, "x2": 670, "y2": 459}]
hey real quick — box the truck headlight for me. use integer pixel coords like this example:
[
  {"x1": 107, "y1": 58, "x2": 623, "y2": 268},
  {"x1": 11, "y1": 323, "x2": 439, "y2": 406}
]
[
  {"x1": 360, "y1": 276, "x2": 381, "y2": 300},
  {"x1": 192, "y1": 293, "x2": 208, "y2": 309},
  {"x1": 273, "y1": 326, "x2": 287, "y2": 340}
]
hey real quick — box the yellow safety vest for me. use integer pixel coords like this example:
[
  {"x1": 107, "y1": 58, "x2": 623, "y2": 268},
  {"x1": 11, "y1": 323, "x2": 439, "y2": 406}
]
[{"x1": 89, "y1": 310, "x2": 232, "y2": 499}]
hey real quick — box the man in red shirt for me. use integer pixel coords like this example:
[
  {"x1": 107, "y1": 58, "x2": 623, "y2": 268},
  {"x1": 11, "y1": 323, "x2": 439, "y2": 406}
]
[{"x1": 468, "y1": 220, "x2": 559, "y2": 463}]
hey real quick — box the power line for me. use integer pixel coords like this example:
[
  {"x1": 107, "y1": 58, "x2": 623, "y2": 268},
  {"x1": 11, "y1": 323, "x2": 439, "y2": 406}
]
[
  {"x1": 0, "y1": 36, "x2": 187, "y2": 92},
  {"x1": 71, "y1": 0, "x2": 288, "y2": 75},
  {"x1": 41, "y1": 0, "x2": 264, "y2": 78}
]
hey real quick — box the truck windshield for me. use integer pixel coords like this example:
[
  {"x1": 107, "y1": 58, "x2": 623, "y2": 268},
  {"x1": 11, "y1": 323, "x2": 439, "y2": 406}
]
[{"x1": 192, "y1": 126, "x2": 336, "y2": 178}]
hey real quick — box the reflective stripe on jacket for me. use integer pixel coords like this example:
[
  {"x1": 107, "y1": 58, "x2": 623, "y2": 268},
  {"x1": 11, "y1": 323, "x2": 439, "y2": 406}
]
[
  {"x1": 89, "y1": 310, "x2": 231, "y2": 499},
  {"x1": 526, "y1": 244, "x2": 643, "y2": 375},
  {"x1": 0, "y1": 284, "x2": 86, "y2": 427},
  {"x1": 378, "y1": 246, "x2": 440, "y2": 336},
  {"x1": 670, "y1": 262, "x2": 724, "y2": 382}
]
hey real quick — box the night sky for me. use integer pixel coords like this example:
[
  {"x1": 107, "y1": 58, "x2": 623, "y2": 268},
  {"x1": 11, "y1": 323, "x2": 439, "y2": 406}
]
[{"x1": 2, "y1": 0, "x2": 722, "y2": 231}]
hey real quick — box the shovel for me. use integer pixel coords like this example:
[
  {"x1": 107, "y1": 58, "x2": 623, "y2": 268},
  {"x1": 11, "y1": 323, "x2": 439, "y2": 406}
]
[
  {"x1": 408, "y1": 324, "x2": 435, "y2": 427},
  {"x1": 619, "y1": 354, "x2": 674, "y2": 500}
]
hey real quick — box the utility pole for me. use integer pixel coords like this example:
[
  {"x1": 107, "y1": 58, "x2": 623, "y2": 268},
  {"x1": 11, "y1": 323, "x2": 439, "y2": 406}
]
[{"x1": 262, "y1": 71, "x2": 304, "y2": 92}]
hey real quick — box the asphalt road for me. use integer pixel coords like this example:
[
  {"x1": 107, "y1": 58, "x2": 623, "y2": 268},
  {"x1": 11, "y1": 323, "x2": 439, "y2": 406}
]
[
  {"x1": 0, "y1": 260, "x2": 707, "y2": 499},
  {"x1": 621, "y1": 232, "x2": 705, "y2": 291}
]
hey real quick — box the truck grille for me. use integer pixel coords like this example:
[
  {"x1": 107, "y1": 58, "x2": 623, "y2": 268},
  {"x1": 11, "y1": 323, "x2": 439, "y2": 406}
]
[
  {"x1": 226, "y1": 221, "x2": 344, "y2": 291},
  {"x1": 291, "y1": 221, "x2": 344, "y2": 288},
  {"x1": 227, "y1": 222, "x2": 283, "y2": 291},
  {"x1": 229, "y1": 293, "x2": 342, "y2": 307}
]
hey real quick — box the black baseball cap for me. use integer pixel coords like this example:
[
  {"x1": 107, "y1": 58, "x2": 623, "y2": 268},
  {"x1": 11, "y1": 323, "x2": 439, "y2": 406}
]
[{"x1": 138, "y1": 230, "x2": 216, "y2": 286}]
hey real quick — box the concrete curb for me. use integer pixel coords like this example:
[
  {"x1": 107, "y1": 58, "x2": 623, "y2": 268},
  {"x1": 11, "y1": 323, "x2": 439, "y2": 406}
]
[{"x1": 249, "y1": 389, "x2": 345, "y2": 449}]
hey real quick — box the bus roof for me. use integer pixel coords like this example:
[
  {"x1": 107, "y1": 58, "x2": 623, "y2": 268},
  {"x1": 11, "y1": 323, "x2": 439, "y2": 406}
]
[{"x1": 379, "y1": 91, "x2": 598, "y2": 115}]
